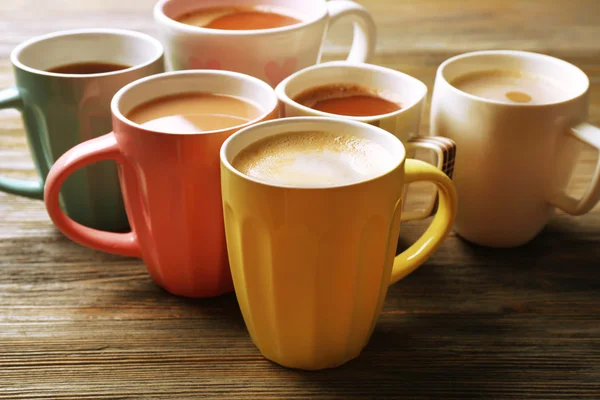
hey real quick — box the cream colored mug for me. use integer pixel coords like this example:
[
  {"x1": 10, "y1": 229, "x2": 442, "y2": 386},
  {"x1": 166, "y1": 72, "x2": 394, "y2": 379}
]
[
  {"x1": 431, "y1": 50, "x2": 600, "y2": 247},
  {"x1": 276, "y1": 61, "x2": 456, "y2": 220}
]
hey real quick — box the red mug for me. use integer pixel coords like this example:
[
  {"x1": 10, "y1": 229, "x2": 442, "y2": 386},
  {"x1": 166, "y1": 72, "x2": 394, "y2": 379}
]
[{"x1": 44, "y1": 70, "x2": 279, "y2": 297}]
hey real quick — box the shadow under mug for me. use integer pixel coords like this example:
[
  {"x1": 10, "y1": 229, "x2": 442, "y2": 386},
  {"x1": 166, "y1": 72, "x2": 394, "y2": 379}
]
[
  {"x1": 275, "y1": 61, "x2": 457, "y2": 221},
  {"x1": 220, "y1": 117, "x2": 458, "y2": 370},
  {"x1": 0, "y1": 29, "x2": 164, "y2": 231},
  {"x1": 431, "y1": 50, "x2": 600, "y2": 247},
  {"x1": 154, "y1": 0, "x2": 376, "y2": 87},
  {"x1": 44, "y1": 70, "x2": 279, "y2": 298}
]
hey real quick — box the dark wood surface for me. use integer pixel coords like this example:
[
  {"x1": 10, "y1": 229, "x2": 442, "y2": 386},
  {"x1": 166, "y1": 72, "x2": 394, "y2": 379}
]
[{"x1": 1, "y1": 1, "x2": 599, "y2": 398}]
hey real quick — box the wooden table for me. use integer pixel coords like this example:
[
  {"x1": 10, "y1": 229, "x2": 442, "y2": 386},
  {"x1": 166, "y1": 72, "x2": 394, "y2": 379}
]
[{"x1": 1, "y1": 1, "x2": 599, "y2": 398}]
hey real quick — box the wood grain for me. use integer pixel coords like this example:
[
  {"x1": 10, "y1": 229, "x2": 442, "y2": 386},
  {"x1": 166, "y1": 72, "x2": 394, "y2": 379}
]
[{"x1": 1, "y1": 1, "x2": 599, "y2": 399}]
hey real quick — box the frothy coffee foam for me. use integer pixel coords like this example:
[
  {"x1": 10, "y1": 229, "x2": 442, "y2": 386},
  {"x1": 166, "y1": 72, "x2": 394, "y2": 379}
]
[{"x1": 232, "y1": 131, "x2": 395, "y2": 187}]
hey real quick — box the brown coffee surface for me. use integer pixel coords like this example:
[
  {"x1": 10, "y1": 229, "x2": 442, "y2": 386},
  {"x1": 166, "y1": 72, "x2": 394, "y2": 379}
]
[
  {"x1": 127, "y1": 93, "x2": 263, "y2": 134},
  {"x1": 48, "y1": 62, "x2": 130, "y2": 74},
  {"x1": 176, "y1": 6, "x2": 301, "y2": 30},
  {"x1": 232, "y1": 131, "x2": 395, "y2": 187},
  {"x1": 450, "y1": 69, "x2": 568, "y2": 105},
  {"x1": 293, "y1": 84, "x2": 401, "y2": 117}
]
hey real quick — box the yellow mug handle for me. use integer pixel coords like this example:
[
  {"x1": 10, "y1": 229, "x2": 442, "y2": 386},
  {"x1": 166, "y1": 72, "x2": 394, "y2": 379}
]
[{"x1": 390, "y1": 159, "x2": 458, "y2": 285}]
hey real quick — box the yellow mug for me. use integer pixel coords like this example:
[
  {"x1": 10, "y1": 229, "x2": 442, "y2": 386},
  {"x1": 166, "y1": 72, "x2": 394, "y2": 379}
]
[{"x1": 220, "y1": 117, "x2": 458, "y2": 370}]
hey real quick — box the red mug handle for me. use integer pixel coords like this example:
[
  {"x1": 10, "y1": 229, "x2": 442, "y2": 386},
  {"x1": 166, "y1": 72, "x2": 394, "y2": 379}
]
[{"x1": 44, "y1": 133, "x2": 141, "y2": 258}]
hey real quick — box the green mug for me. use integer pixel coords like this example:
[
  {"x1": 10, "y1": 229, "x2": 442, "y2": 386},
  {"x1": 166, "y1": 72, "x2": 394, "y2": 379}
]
[{"x1": 0, "y1": 29, "x2": 164, "y2": 231}]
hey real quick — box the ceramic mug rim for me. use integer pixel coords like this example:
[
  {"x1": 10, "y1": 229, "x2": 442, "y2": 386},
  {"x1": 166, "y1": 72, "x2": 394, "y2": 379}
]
[
  {"x1": 10, "y1": 28, "x2": 164, "y2": 79},
  {"x1": 154, "y1": 0, "x2": 329, "y2": 36},
  {"x1": 220, "y1": 116, "x2": 406, "y2": 190},
  {"x1": 437, "y1": 50, "x2": 590, "y2": 108},
  {"x1": 275, "y1": 61, "x2": 428, "y2": 122},
  {"x1": 111, "y1": 69, "x2": 279, "y2": 136}
]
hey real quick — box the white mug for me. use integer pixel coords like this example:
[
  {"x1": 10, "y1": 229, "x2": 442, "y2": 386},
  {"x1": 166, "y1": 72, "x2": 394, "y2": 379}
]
[
  {"x1": 276, "y1": 61, "x2": 456, "y2": 221},
  {"x1": 153, "y1": 0, "x2": 376, "y2": 86},
  {"x1": 431, "y1": 50, "x2": 600, "y2": 247}
]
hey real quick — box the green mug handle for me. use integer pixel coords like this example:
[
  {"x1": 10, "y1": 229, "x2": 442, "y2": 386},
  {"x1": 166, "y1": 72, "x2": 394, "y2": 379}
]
[{"x1": 0, "y1": 87, "x2": 43, "y2": 199}]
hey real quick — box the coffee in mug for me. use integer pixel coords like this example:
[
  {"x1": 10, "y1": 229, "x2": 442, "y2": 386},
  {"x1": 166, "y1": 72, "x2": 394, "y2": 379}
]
[
  {"x1": 220, "y1": 117, "x2": 458, "y2": 370},
  {"x1": 232, "y1": 130, "x2": 395, "y2": 186},
  {"x1": 0, "y1": 29, "x2": 164, "y2": 231},
  {"x1": 47, "y1": 62, "x2": 131, "y2": 74},
  {"x1": 128, "y1": 93, "x2": 263, "y2": 133},
  {"x1": 431, "y1": 50, "x2": 600, "y2": 247},
  {"x1": 450, "y1": 69, "x2": 568, "y2": 105},
  {"x1": 44, "y1": 70, "x2": 279, "y2": 298},
  {"x1": 276, "y1": 61, "x2": 457, "y2": 221},
  {"x1": 154, "y1": 0, "x2": 376, "y2": 86},
  {"x1": 176, "y1": 5, "x2": 302, "y2": 30},
  {"x1": 293, "y1": 84, "x2": 401, "y2": 117}
]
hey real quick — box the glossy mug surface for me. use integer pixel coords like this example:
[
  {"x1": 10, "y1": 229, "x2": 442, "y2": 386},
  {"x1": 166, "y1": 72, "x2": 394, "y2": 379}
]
[
  {"x1": 154, "y1": 0, "x2": 376, "y2": 86},
  {"x1": 276, "y1": 61, "x2": 457, "y2": 221},
  {"x1": 431, "y1": 50, "x2": 600, "y2": 247},
  {"x1": 220, "y1": 117, "x2": 458, "y2": 370},
  {"x1": 0, "y1": 29, "x2": 164, "y2": 231},
  {"x1": 44, "y1": 70, "x2": 279, "y2": 298}
]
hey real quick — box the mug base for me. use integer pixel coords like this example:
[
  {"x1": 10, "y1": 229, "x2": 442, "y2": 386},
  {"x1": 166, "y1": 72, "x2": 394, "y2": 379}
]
[
  {"x1": 260, "y1": 348, "x2": 363, "y2": 371},
  {"x1": 455, "y1": 228, "x2": 543, "y2": 248},
  {"x1": 154, "y1": 280, "x2": 235, "y2": 298}
]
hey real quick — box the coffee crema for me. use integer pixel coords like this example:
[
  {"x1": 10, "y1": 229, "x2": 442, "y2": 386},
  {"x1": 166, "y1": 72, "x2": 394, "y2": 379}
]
[
  {"x1": 293, "y1": 84, "x2": 401, "y2": 117},
  {"x1": 450, "y1": 69, "x2": 568, "y2": 105},
  {"x1": 176, "y1": 6, "x2": 302, "y2": 30},
  {"x1": 127, "y1": 92, "x2": 263, "y2": 133},
  {"x1": 232, "y1": 131, "x2": 395, "y2": 187},
  {"x1": 48, "y1": 62, "x2": 130, "y2": 74}
]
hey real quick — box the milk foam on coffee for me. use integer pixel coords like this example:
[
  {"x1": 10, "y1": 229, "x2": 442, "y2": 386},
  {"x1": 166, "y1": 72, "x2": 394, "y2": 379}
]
[
  {"x1": 450, "y1": 69, "x2": 568, "y2": 105},
  {"x1": 232, "y1": 131, "x2": 395, "y2": 187}
]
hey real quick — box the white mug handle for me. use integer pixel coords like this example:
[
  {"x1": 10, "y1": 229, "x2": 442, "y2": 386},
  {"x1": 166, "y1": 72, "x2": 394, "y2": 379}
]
[
  {"x1": 326, "y1": 0, "x2": 377, "y2": 63},
  {"x1": 549, "y1": 123, "x2": 600, "y2": 215}
]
